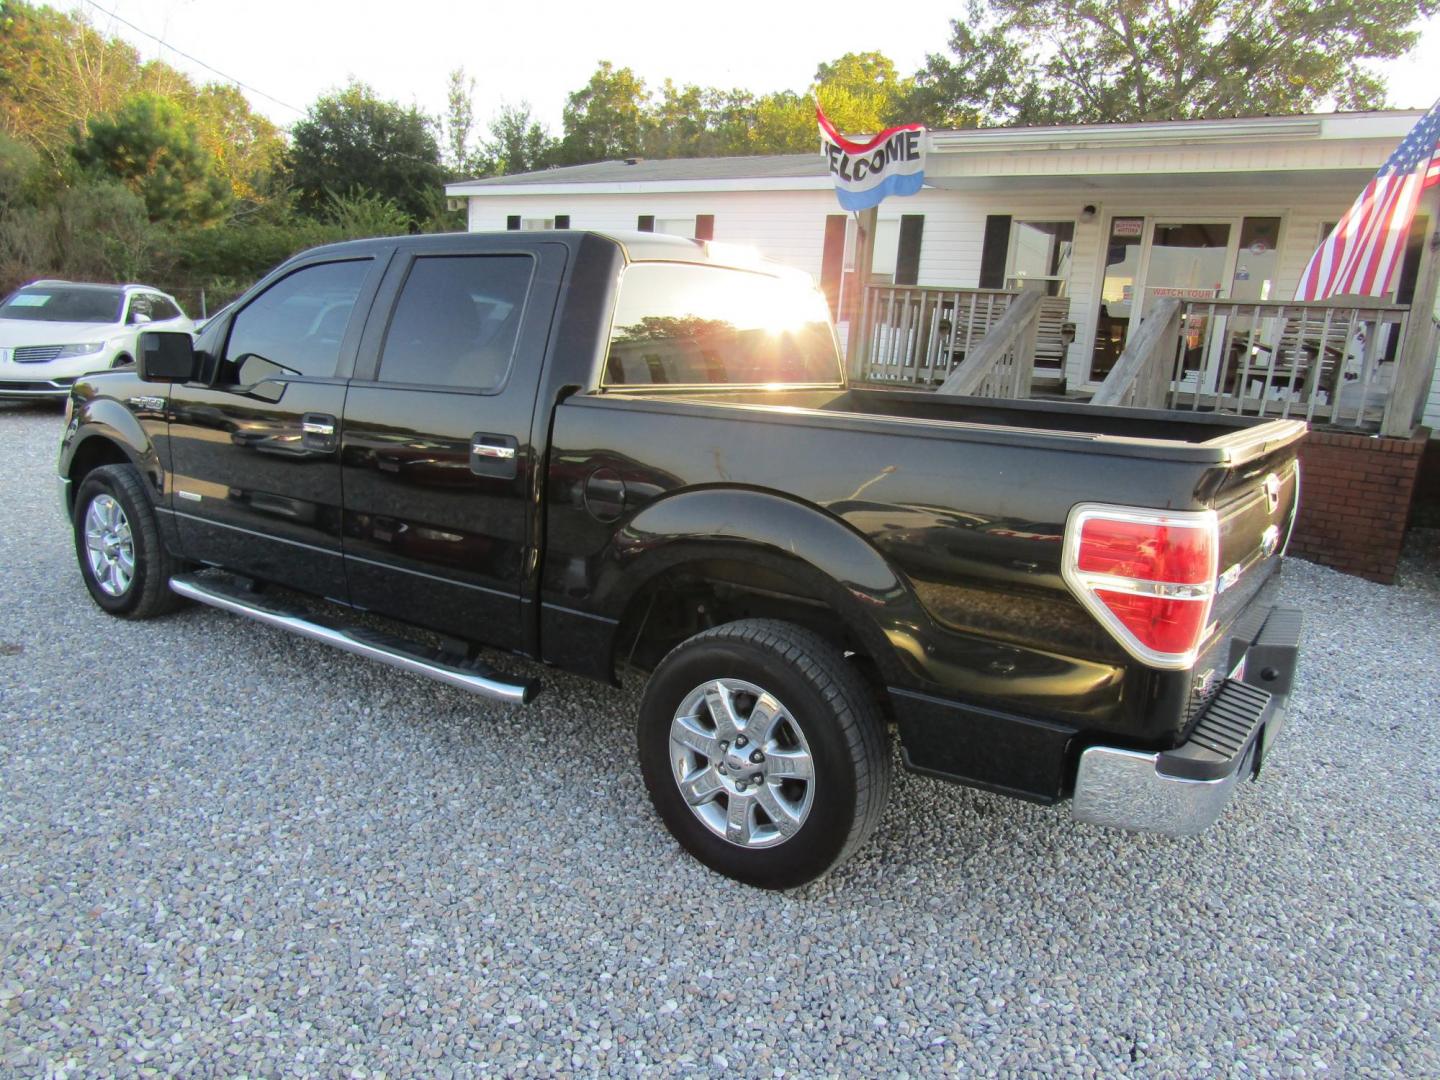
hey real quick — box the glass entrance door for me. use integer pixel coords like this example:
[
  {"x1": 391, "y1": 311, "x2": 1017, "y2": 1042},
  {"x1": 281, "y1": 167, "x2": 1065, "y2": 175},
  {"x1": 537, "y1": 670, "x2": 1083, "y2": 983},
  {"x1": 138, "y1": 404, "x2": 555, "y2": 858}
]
[{"x1": 1145, "y1": 222, "x2": 1232, "y2": 392}]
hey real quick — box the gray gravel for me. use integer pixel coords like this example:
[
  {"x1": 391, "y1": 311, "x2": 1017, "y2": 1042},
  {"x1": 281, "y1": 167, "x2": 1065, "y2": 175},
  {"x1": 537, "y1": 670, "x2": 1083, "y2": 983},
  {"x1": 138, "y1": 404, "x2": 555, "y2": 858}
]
[{"x1": 2, "y1": 399, "x2": 1438, "y2": 1078}]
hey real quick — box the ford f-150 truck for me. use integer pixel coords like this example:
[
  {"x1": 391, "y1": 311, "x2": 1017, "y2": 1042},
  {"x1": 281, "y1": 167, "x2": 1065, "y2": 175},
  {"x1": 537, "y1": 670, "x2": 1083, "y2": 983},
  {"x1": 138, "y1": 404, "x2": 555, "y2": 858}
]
[{"x1": 58, "y1": 230, "x2": 1304, "y2": 888}]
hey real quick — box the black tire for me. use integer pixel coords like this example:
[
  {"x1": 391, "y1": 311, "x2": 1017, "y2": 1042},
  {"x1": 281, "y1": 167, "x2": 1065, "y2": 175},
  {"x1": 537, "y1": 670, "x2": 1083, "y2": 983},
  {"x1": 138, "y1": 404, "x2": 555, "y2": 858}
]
[
  {"x1": 638, "y1": 619, "x2": 890, "y2": 889},
  {"x1": 72, "y1": 463, "x2": 186, "y2": 618}
]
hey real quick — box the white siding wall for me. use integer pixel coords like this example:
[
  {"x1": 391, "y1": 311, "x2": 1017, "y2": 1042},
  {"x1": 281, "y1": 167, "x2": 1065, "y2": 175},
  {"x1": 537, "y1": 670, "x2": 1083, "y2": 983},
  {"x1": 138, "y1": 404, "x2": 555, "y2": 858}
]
[{"x1": 466, "y1": 182, "x2": 1440, "y2": 410}]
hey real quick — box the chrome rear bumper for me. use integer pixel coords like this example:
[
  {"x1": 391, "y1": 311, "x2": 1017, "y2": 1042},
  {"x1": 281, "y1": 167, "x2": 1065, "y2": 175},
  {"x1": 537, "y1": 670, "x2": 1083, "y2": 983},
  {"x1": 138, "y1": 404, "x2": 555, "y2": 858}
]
[{"x1": 1072, "y1": 606, "x2": 1300, "y2": 836}]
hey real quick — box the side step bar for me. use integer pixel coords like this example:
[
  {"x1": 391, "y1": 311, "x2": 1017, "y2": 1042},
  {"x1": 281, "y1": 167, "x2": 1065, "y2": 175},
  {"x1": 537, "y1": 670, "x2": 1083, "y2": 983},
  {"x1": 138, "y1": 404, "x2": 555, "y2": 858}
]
[{"x1": 170, "y1": 573, "x2": 539, "y2": 705}]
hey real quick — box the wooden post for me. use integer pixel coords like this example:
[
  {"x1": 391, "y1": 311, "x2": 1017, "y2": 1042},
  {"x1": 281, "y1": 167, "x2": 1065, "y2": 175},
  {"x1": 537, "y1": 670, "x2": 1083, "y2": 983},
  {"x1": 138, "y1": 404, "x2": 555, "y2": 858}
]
[
  {"x1": 1383, "y1": 186, "x2": 1440, "y2": 438},
  {"x1": 846, "y1": 206, "x2": 879, "y2": 380}
]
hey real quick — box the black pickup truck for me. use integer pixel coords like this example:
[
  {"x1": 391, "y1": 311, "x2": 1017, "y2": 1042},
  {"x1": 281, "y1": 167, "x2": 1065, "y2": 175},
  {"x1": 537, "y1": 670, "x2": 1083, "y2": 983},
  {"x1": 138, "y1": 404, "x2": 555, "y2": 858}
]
[{"x1": 58, "y1": 230, "x2": 1304, "y2": 888}]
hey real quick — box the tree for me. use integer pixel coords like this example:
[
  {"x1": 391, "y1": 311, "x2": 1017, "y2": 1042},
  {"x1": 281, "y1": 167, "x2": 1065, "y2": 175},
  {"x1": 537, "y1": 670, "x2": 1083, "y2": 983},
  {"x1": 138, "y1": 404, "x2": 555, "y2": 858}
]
[
  {"x1": 176, "y1": 84, "x2": 285, "y2": 203},
  {"x1": 559, "y1": 62, "x2": 651, "y2": 164},
  {"x1": 815, "y1": 52, "x2": 915, "y2": 133},
  {"x1": 288, "y1": 81, "x2": 445, "y2": 223},
  {"x1": 0, "y1": 3, "x2": 282, "y2": 200},
  {"x1": 441, "y1": 67, "x2": 486, "y2": 178},
  {"x1": 906, "y1": 0, "x2": 1437, "y2": 128},
  {"x1": 485, "y1": 102, "x2": 558, "y2": 176},
  {"x1": 71, "y1": 94, "x2": 231, "y2": 224},
  {"x1": 0, "y1": 2, "x2": 143, "y2": 170}
]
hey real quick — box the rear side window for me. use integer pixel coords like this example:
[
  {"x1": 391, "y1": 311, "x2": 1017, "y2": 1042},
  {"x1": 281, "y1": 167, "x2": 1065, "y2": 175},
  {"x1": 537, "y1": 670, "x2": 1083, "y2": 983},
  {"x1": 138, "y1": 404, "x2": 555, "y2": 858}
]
[
  {"x1": 604, "y1": 263, "x2": 841, "y2": 387},
  {"x1": 378, "y1": 254, "x2": 533, "y2": 391},
  {"x1": 223, "y1": 260, "x2": 371, "y2": 382}
]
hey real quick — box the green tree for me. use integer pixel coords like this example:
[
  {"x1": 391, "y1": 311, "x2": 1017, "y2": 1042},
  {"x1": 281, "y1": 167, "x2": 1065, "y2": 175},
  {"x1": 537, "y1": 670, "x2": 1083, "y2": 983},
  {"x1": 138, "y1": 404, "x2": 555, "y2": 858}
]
[
  {"x1": 485, "y1": 102, "x2": 558, "y2": 175},
  {"x1": 441, "y1": 67, "x2": 487, "y2": 178},
  {"x1": 178, "y1": 84, "x2": 285, "y2": 203},
  {"x1": 815, "y1": 52, "x2": 915, "y2": 133},
  {"x1": 559, "y1": 62, "x2": 651, "y2": 164},
  {"x1": 288, "y1": 81, "x2": 445, "y2": 223},
  {"x1": 907, "y1": 0, "x2": 1437, "y2": 128},
  {"x1": 71, "y1": 93, "x2": 231, "y2": 224}
]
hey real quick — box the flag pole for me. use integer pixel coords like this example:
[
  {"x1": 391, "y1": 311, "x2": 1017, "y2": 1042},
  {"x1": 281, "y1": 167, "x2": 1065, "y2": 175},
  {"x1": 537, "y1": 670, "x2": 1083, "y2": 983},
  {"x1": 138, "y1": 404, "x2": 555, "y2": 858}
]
[{"x1": 1384, "y1": 184, "x2": 1440, "y2": 438}]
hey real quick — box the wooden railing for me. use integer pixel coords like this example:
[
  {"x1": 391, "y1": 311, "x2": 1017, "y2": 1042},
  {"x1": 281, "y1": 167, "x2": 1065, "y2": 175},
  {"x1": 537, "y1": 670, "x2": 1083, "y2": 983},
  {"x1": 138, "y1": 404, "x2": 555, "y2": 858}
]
[
  {"x1": 853, "y1": 284, "x2": 1071, "y2": 390},
  {"x1": 937, "y1": 288, "x2": 1045, "y2": 397},
  {"x1": 1093, "y1": 298, "x2": 1420, "y2": 435}
]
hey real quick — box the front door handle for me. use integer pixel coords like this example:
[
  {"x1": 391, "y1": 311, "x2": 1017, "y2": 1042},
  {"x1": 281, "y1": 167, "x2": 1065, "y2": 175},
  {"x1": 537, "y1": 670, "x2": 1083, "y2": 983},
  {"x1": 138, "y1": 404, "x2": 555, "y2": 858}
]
[
  {"x1": 471, "y1": 433, "x2": 519, "y2": 479},
  {"x1": 301, "y1": 413, "x2": 338, "y2": 451}
]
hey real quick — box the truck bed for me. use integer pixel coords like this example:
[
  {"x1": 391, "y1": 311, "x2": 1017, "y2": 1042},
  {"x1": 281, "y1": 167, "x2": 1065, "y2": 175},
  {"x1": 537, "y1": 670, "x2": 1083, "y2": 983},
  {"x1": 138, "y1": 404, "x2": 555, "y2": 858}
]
[{"x1": 593, "y1": 385, "x2": 1305, "y2": 464}]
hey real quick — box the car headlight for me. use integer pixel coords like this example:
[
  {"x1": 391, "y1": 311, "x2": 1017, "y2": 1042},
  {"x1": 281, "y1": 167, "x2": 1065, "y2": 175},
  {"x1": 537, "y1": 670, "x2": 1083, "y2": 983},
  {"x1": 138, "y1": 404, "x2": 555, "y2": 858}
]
[{"x1": 55, "y1": 342, "x2": 105, "y2": 359}]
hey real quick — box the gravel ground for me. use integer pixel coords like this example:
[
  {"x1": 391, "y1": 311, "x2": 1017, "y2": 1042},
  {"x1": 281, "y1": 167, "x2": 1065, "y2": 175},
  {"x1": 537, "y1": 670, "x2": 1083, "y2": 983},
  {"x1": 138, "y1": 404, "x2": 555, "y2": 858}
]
[{"x1": 2, "y1": 400, "x2": 1438, "y2": 1078}]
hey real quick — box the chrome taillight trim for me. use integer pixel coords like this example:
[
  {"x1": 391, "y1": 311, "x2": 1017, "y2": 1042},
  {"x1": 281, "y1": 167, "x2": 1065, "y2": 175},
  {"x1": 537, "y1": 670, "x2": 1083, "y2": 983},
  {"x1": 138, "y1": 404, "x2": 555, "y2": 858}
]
[{"x1": 1061, "y1": 503, "x2": 1220, "y2": 671}]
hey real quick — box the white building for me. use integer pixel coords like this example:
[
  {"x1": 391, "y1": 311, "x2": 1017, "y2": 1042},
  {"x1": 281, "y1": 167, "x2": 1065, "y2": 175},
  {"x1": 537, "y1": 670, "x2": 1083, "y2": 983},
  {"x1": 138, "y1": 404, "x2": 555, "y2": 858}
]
[{"x1": 447, "y1": 111, "x2": 1439, "y2": 429}]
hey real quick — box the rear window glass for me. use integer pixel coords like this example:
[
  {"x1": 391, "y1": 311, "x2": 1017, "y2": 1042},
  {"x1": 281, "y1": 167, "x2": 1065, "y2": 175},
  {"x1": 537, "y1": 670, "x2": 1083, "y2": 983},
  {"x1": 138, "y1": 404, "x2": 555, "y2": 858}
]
[
  {"x1": 0, "y1": 286, "x2": 124, "y2": 323},
  {"x1": 378, "y1": 254, "x2": 533, "y2": 390},
  {"x1": 604, "y1": 263, "x2": 840, "y2": 387}
]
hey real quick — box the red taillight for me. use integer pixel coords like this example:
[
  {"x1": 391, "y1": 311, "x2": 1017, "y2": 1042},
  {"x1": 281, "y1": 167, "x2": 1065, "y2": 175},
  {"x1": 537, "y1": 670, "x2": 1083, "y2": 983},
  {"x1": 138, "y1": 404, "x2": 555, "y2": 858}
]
[
  {"x1": 1063, "y1": 505, "x2": 1219, "y2": 669},
  {"x1": 1076, "y1": 518, "x2": 1212, "y2": 585}
]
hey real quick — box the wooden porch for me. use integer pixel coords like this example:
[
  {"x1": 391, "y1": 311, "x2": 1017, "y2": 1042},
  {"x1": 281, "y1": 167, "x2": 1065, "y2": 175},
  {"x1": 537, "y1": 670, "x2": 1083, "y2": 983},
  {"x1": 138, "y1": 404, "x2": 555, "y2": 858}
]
[{"x1": 849, "y1": 283, "x2": 1438, "y2": 439}]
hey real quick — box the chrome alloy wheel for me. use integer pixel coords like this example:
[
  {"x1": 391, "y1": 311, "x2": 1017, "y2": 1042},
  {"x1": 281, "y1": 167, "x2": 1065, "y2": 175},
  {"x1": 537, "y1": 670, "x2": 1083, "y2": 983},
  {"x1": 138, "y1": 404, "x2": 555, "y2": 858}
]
[
  {"x1": 84, "y1": 494, "x2": 135, "y2": 597},
  {"x1": 668, "y1": 678, "x2": 816, "y2": 849}
]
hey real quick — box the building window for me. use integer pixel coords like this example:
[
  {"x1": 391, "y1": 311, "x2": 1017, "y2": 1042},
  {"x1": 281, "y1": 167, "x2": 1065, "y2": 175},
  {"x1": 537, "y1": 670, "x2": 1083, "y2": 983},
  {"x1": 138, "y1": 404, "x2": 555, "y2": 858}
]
[
  {"x1": 1007, "y1": 220, "x2": 1075, "y2": 297},
  {"x1": 506, "y1": 216, "x2": 520, "y2": 231},
  {"x1": 555, "y1": 214, "x2": 571, "y2": 229},
  {"x1": 637, "y1": 215, "x2": 655, "y2": 232},
  {"x1": 695, "y1": 215, "x2": 715, "y2": 241}
]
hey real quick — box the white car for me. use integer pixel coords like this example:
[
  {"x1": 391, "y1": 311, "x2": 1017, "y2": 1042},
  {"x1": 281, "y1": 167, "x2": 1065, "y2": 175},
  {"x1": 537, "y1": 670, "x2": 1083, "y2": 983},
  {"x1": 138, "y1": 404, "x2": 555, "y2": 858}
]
[{"x1": 0, "y1": 281, "x2": 193, "y2": 401}]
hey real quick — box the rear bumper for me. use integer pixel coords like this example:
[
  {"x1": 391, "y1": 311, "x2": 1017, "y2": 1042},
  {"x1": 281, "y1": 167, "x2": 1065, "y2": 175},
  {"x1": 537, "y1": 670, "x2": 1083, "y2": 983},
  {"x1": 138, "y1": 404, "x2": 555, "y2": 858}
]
[{"x1": 1071, "y1": 605, "x2": 1301, "y2": 836}]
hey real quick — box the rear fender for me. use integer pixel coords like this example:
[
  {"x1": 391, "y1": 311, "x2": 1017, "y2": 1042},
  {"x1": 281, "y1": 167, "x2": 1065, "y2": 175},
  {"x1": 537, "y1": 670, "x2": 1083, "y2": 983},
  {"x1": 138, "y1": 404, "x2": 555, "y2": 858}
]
[{"x1": 594, "y1": 487, "x2": 932, "y2": 684}]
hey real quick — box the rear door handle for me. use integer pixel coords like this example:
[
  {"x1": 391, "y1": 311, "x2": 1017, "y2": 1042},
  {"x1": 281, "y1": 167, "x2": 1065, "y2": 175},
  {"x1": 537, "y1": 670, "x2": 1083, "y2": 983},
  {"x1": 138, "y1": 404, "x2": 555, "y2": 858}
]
[
  {"x1": 301, "y1": 412, "x2": 338, "y2": 451},
  {"x1": 471, "y1": 433, "x2": 519, "y2": 478}
]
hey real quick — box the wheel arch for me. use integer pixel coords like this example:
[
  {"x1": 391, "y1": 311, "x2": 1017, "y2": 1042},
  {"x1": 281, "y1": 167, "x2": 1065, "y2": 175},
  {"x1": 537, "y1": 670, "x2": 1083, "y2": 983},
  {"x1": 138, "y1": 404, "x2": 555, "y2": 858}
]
[
  {"x1": 592, "y1": 487, "x2": 925, "y2": 691},
  {"x1": 60, "y1": 399, "x2": 164, "y2": 516}
]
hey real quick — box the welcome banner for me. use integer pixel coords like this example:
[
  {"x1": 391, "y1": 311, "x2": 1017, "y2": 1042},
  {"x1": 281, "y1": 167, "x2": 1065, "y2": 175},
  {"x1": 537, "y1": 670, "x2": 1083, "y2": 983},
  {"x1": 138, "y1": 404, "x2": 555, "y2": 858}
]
[{"x1": 818, "y1": 108, "x2": 926, "y2": 212}]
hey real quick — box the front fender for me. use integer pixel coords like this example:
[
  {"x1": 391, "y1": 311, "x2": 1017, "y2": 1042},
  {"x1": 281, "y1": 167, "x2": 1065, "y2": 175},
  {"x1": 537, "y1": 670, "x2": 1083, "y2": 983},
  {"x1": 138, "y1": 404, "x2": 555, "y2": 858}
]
[
  {"x1": 60, "y1": 385, "x2": 166, "y2": 500},
  {"x1": 594, "y1": 487, "x2": 935, "y2": 684}
]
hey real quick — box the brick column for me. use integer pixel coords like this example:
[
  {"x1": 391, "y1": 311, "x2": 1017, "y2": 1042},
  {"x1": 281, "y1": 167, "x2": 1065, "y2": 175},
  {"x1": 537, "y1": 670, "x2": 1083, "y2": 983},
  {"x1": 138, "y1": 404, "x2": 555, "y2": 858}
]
[{"x1": 1288, "y1": 429, "x2": 1429, "y2": 583}]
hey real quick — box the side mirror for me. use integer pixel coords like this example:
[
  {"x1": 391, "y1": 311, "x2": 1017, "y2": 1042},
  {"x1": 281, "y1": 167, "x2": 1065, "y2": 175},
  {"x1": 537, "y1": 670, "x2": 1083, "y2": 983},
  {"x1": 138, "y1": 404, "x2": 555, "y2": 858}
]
[{"x1": 138, "y1": 331, "x2": 197, "y2": 383}]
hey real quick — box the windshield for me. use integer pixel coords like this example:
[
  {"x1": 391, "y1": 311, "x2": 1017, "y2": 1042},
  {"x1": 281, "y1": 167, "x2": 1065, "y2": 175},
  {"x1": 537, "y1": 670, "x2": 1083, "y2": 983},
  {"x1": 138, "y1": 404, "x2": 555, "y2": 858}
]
[
  {"x1": 604, "y1": 263, "x2": 841, "y2": 387},
  {"x1": 0, "y1": 286, "x2": 125, "y2": 324}
]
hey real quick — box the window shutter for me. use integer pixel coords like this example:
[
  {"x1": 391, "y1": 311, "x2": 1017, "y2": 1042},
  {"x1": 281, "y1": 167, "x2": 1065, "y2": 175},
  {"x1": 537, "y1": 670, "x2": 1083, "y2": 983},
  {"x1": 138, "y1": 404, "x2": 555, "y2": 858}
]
[
  {"x1": 820, "y1": 214, "x2": 848, "y2": 318},
  {"x1": 555, "y1": 214, "x2": 571, "y2": 230},
  {"x1": 979, "y1": 215, "x2": 1012, "y2": 289},
  {"x1": 637, "y1": 215, "x2": 655, "y2": 232},
  {"x1": 506, "y1": 215, "x2": 521, "y2": 231},
  {"x1": 895, "y1": 215, "x2": 924, "y2": 286},
  {"x1": 694, "y1": 214, "x2": 715, "y2": 240}
]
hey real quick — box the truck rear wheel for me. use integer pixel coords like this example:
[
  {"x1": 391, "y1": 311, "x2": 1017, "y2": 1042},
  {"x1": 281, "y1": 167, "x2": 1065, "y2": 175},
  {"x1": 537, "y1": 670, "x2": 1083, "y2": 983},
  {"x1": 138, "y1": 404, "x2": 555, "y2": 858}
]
[{"x1": 638, "y1": 619, "x2": 890, "y2": 888}]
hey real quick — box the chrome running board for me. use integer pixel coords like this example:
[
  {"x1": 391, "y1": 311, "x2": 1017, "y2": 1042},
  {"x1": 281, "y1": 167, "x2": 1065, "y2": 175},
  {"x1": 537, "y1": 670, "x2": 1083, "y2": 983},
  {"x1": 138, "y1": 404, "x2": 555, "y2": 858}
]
[{"x1": 169, "y1": 573, "x2": 539, "y2": 705}]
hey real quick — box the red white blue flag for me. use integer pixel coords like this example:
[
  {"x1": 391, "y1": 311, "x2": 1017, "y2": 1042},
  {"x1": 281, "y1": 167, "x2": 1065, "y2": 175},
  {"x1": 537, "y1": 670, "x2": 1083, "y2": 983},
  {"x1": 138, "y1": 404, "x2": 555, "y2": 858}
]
[
  {"x1": 1296, "y1": 99, "x2": 1440, "y2": 301},
  {"x1": 818, "y1": 107, "x2": 925, "y2": 212}
]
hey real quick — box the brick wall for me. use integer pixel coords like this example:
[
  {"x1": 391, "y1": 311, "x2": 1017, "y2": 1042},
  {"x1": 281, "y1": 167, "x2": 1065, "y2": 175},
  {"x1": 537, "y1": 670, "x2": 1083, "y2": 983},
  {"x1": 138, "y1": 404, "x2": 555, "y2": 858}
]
[{"x1": 1288, "y1": 429, "x2": 1429, "y2": 583}]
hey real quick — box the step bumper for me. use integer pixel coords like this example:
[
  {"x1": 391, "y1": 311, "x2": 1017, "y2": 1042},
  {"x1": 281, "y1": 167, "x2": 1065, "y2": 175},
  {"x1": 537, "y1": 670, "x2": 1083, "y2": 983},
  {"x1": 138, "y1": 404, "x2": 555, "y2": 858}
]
[{"x1": 1071, "y1": 605, "x2": 1301, "y2": 836}]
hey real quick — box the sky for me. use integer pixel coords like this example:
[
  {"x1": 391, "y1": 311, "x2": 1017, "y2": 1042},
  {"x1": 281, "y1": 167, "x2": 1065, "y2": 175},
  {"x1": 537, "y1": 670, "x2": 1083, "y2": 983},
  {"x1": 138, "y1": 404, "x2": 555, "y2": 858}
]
[{"x1": 68, "y1": 0, "x2": 1440, "y2": 134}]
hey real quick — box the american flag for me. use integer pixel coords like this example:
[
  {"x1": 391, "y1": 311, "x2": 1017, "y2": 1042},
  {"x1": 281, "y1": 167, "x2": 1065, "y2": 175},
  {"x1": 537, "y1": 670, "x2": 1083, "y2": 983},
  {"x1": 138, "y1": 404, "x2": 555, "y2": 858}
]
[{"x1": 1295, "y1": 99, "x2": 1440, "y2": 301}]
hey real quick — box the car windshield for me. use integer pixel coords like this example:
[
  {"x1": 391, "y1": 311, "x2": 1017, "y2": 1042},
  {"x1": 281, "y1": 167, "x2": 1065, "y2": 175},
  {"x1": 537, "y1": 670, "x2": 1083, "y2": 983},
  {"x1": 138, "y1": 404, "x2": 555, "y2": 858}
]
[{"x1": 0, "y1": 286, "x2": 125, "y2": 323}]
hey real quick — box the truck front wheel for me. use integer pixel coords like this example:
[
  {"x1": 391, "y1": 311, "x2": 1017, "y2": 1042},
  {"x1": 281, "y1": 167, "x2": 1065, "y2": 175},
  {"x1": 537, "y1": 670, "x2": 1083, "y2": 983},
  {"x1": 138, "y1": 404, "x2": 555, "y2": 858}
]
[
  {"x1": 72, "y1": 464, "x2": 186, "y2": 619},
  {"x1": 638, "y1": 619, "x2": 891, "y2": 888}
]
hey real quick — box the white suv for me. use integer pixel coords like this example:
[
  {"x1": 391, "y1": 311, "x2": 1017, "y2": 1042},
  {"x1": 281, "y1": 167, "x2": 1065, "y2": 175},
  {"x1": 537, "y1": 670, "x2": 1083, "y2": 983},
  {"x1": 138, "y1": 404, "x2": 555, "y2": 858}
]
[{"x1": 0, "y1": 281, "x2": 193, "y2": 400}]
